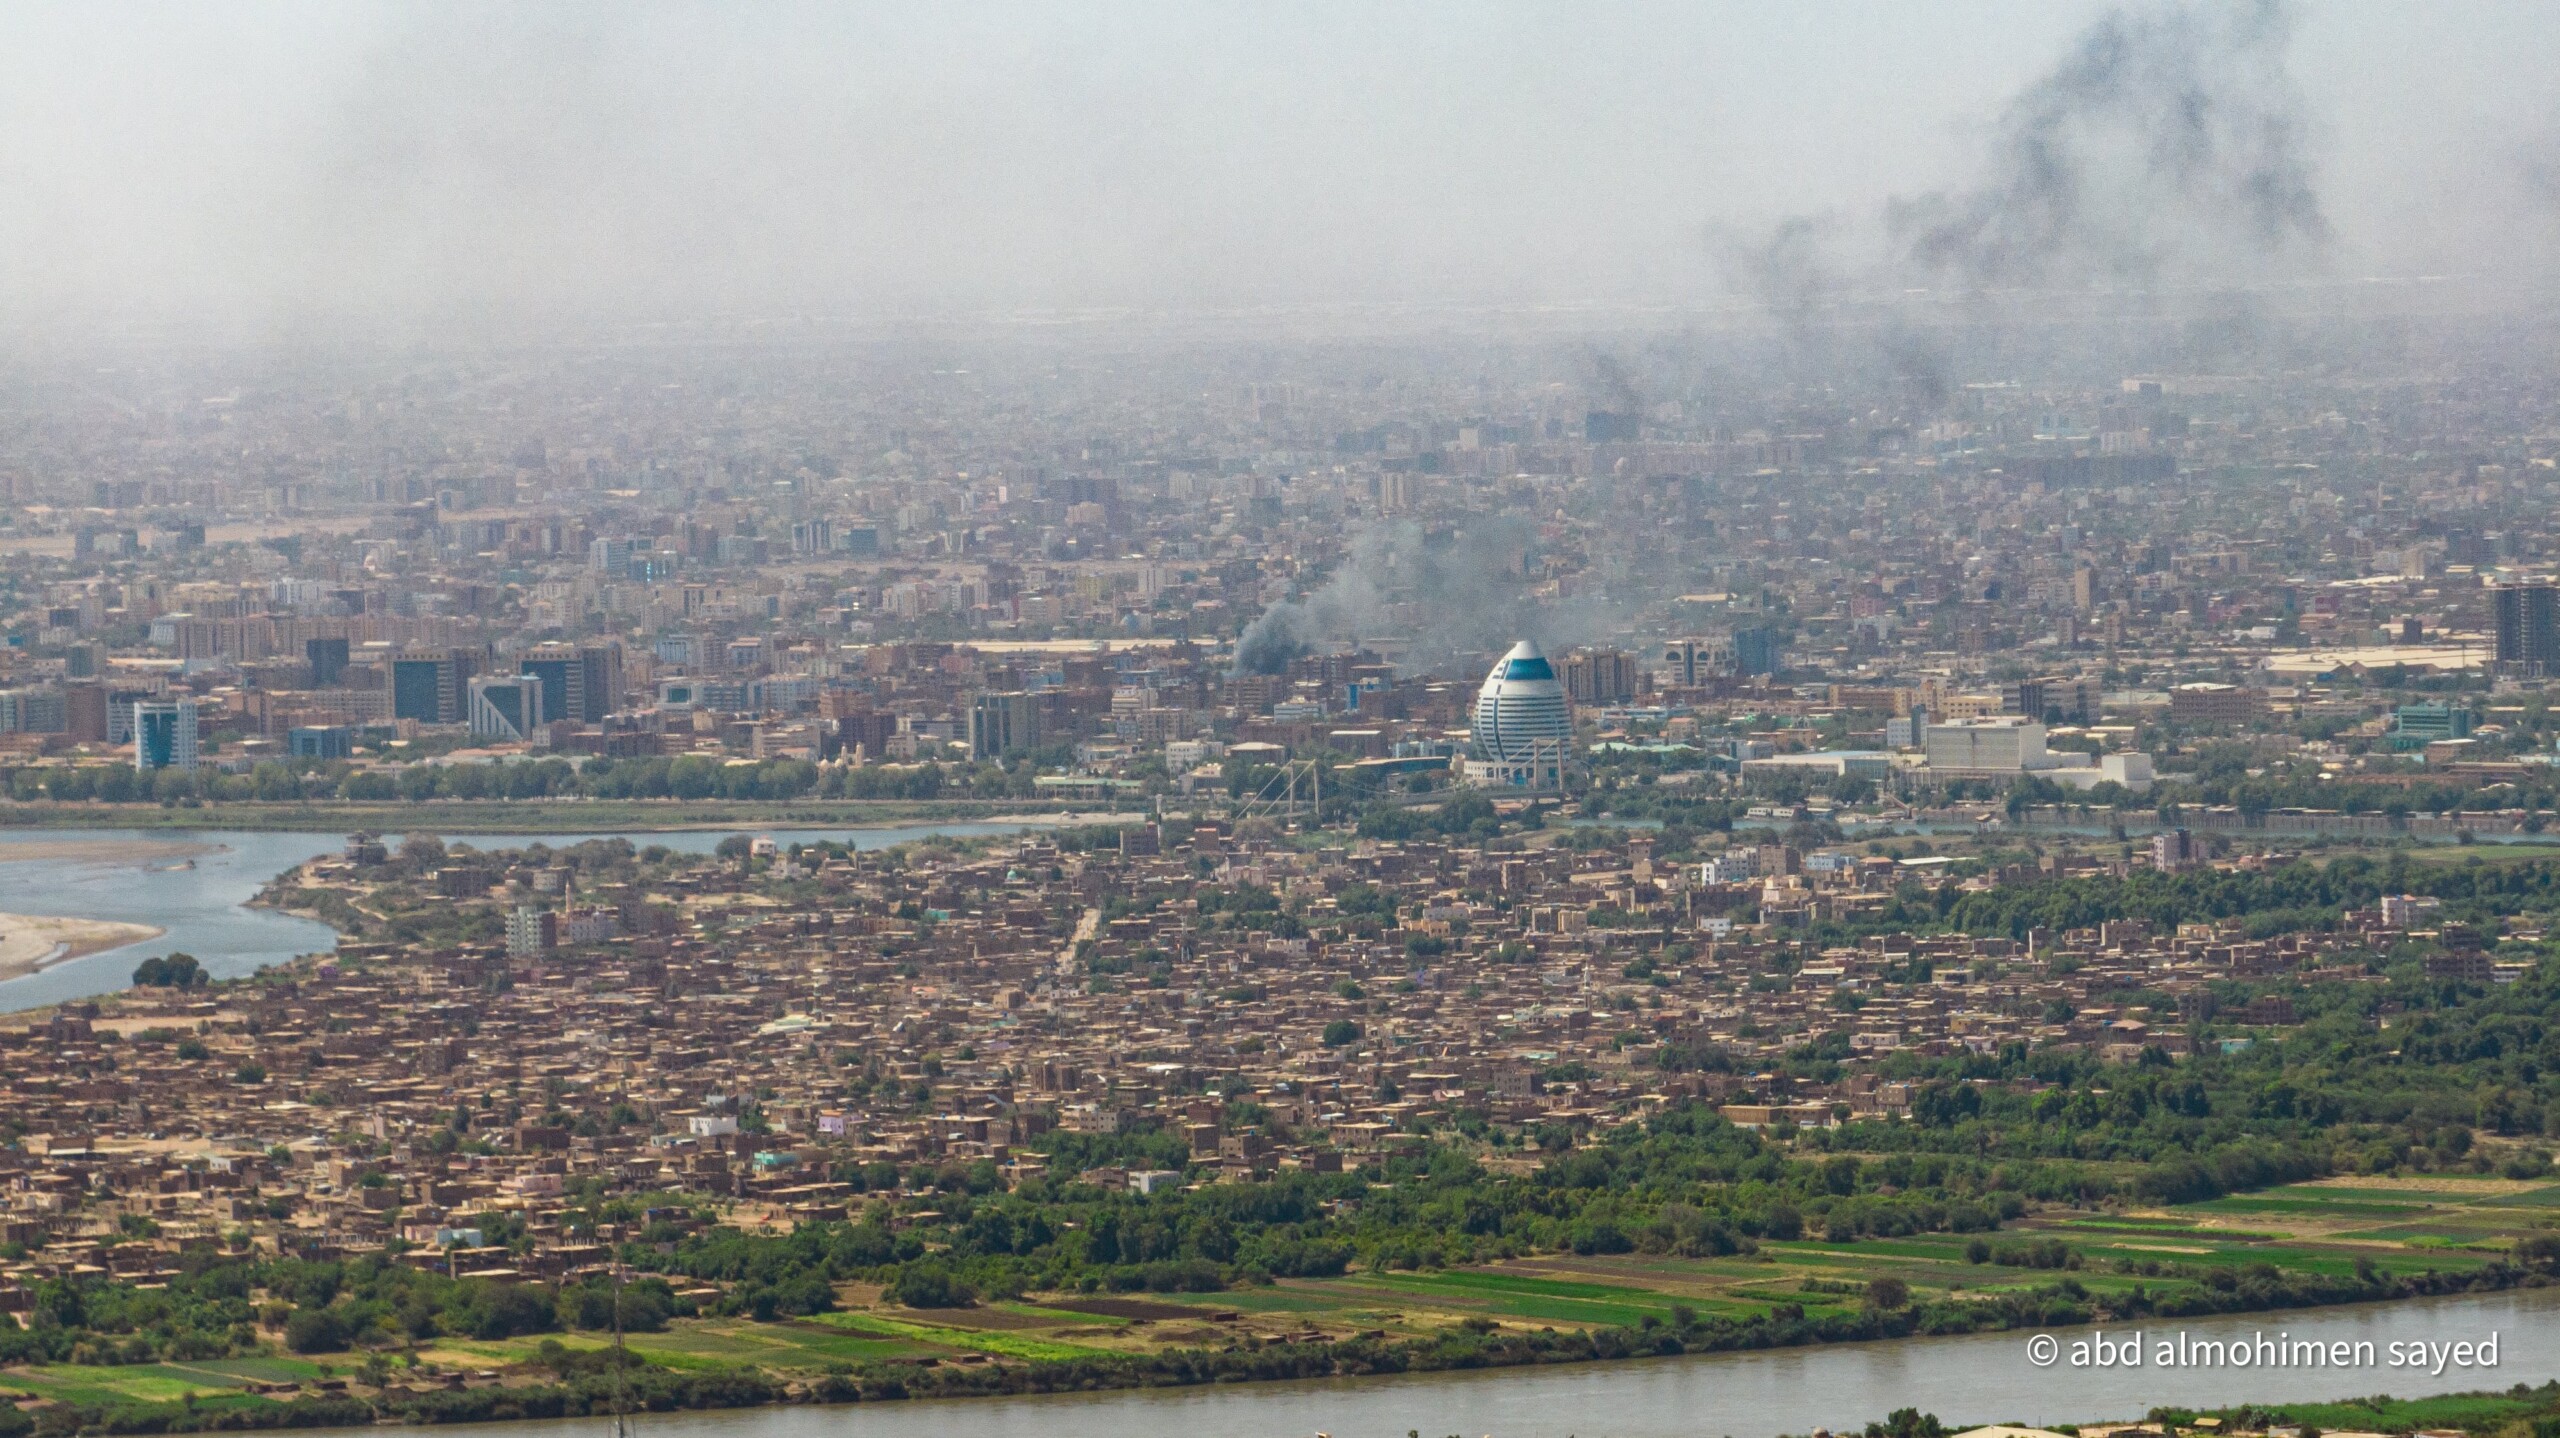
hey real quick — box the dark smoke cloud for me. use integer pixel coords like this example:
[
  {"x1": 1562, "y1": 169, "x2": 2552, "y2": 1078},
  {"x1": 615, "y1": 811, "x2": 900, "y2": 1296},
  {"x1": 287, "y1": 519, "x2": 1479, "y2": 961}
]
[
  {"x1": 1887, "y1": 0, "x2": 2326, "y2": 288},
  {"x1": 1232, "y1": 517, "x2": 1612, "y2": 678},
  {"x1": 1880, "y1": 328, "x2": 1952, "y2": 411},
  {"x1": 1715, "y1": 217, "x2": 1958, "y2": 414},
  {"x1": 1714, "y1": 214, "x2": 1843, "y2": 324},
  {"x1": 1233, "y1": 604, "x2": 1318, "y2": 677},
  {"x1": 1716, "y1": 2, "x2": 2331, "y2": 406},
  {"x1": 1589, "y1": 350, "x2": 1646, "y2": 416},
  {"x1": 1712, "y1": 214, "x2": 1873, "y2": 403}
]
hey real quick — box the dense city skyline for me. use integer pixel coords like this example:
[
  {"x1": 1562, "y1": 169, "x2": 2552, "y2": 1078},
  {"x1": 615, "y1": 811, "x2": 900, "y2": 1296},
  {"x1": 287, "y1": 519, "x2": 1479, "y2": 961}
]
[{"x1": 3, "y1": 6, "x2": 2560, "y2": 1436}]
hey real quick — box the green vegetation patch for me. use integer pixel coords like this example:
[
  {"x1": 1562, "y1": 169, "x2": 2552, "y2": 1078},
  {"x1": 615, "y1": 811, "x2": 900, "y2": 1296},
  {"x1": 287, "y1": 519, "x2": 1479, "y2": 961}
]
[{"x1": 810, "y1": 1310, "x2": 1118, "y2": 1361}]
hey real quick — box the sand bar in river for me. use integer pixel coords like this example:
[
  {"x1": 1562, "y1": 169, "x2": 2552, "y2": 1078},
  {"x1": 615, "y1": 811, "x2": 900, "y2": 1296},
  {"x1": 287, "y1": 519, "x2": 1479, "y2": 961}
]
[
  {"x1": 0, "y1": 838, "x2": 212, "y2": 866},
  {"x1": 0, "y1": 912, "x2": 165, "y2": 981}
]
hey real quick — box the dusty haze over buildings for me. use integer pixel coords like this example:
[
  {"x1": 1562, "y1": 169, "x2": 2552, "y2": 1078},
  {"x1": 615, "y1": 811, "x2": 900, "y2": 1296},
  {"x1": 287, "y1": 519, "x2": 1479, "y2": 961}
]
[
  {"x1": 8, "y1": 11, "x2": 2560, "y2": 1413},
  {"x1": 2, "y1": 1, "x2": 2559, "y2": 337}
]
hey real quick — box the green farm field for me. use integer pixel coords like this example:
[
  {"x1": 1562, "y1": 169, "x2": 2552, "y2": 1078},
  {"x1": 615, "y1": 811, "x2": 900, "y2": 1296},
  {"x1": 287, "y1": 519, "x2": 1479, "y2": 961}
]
[{"x1": 4, "y1": 1175, "x2": 2552, "y2": 1415}]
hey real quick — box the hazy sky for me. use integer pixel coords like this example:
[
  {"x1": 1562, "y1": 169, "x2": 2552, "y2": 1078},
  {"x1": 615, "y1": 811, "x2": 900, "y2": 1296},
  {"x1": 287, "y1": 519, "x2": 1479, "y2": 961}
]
[{"x1": 1, "y1": 1, "x2": 2555, "y2": 334}]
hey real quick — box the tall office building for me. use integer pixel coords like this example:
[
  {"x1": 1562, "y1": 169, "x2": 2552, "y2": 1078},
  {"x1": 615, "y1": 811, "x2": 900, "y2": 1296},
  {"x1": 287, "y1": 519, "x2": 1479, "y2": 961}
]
[
  {"x1": 833, "y1": 710, "x2": 899, "y2": 761},
  {"x1": 1560, "y1": 649, "x2": 1639, "y2": 706},
  {"x1": 289, "y1": 726, "x2": 354, "y2": 760},
  {"x1": 519, "y1": 642, "x2": 624, "y2": 723},
  {"x1": 1662, "y1": 638, "x2": 1719, "y2": 687},
  {"x1": 1730, "y1": 626, "x2": 1779, "y2": 677},
  {"x1": 104, "y1": 687, "x2": 156, "y2": 745},
  {"x1": 134, "y1": 698, "x2": 198, "y2": 772},
  {"x1": 468, "y1": 674, "x2": 546, "y2": 743},
  {"x1": 391, "y1": 648, "x2": 481, "y2": 724},
  {"x1": 2496, "y1": 583, "x2": 2560, "y2": 675},
  {"x1": 0, "y1": 688, "x2": 65, "y2": 735},
  {"x1": 306, "y1": 636, "x2": 350, "y2": 687},
  {"x1": 64, "y1": 682, "x2": 107, "y2": 743},
  {"x1": 967, "y1": 691, "x2": 1040, "y2": 759},
  {"x1": 518, "y1": 646, "x2": 577, "y2": 724},
  {"x1": 578, "y1": 642, "x2": 625, "y2": 721},
  {"x1": 391, "y1": 655, "x2": 445, "y2": 723},
  {"x1": 2003, "y1": 675, "x2": 2102, "y2": 724},
  {"x1": 1470, "y1": 640, "x2": 1571, "y2": 789}
]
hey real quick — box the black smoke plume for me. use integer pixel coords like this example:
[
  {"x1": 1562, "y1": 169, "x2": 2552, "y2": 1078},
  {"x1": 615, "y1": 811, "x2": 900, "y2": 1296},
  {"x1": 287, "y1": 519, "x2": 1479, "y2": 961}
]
[
  {"x1": 1590, "y1": 351, "x2": 1646, "y2": 416},
  {"x1": 1715, "y1": 214, "x2": 1842, "y2": 325},
  {"x1": 1232, "y1": 604, "x2": 1316, "y2": 677},
  {"x1": 1888, "y1": 0, "x2": 2326, "y2": 287},
  {"x1": 1881, "y1": 328, "x2": 1952, "y2": 411}
]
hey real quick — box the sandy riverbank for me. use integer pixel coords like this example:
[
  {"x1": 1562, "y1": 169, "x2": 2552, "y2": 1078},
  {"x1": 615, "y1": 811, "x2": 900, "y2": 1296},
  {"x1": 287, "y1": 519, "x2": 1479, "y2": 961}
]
[
  {"x1": 0, "y1": 837, "x2": 213, "y2": 865},
  {"x1": 0, "y1": 911, "x2": 164, "y2": 981}
]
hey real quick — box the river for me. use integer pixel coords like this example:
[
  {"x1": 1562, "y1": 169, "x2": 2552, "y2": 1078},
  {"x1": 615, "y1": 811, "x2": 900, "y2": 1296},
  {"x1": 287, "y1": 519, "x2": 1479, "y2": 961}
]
[
  {"x1": 304, "y1": 1287, "x2": 2560, "y2": 1438},
  {"x1": 0, "y1": 821, "x2": 1053, "y2": 1013}
]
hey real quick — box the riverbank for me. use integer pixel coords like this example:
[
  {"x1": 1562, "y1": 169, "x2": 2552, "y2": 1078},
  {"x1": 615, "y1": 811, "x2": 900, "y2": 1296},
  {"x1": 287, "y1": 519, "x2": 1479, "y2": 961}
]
[
  {"x1": 2137, "y1": 1384, "x2": 2560, "y2": 1438},
  {"x1": 0, "y1": 836, "x2": 212, "y2": 864},
  {"x1": 9, "y1": 1259, "x2": 2545, "y2": 1435},
  {"x1": 0, "y1": 910, "x2": 163, "y2": 981},
  {"x1": 1838, "y1": 1388, "x2": 2560, "y2": 1438},
  {"x1": 13, "y1": 1274, "x2": 2551, "y2": 1438},
  {"x1": 0, "y1": 800, "x2": 1141, "y2": 834}
]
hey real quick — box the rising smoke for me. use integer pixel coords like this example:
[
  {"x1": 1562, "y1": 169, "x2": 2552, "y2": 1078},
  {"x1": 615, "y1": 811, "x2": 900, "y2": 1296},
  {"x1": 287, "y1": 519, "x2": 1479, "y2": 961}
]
[
  {"x1": 1716, "y1": 217, "x2": 1961, "y2": 415},
  {"x1": 1717, "y1": 1, "x2": 2330, "y2": 404},
  {"x1": 1714, "y1": 214, "x2": 1843, "y2": 327},
  {"x1": 1232, "y1": 517, "x2": 1613, "y2": 678},
  {"x1": 1887, "y1": 0, "x2": 2326, "y2": 288},
  {"x1": 1879, "y1": 326, "x2": 1952, "y2": 411},
  {"x1": 1725, "y1": 1, "x2": 2329, "y2": 303},
  {"x1": 1588, "y1": 350, "x2": 1647, "y2": 418}
]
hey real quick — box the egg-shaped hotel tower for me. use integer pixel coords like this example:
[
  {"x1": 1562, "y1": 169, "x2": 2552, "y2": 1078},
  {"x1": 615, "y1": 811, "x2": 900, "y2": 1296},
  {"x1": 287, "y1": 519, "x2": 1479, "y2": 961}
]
[{"x1": 1469, "y1": 639, "x2": 1571, "y2": 789}]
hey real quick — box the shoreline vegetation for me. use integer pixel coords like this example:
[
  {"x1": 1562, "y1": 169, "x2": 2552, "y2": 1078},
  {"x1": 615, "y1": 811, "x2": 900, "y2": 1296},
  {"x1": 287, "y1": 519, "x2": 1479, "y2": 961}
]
[
  {"x1": 6, "y1": 1046, "x2": 2555, "y2": 1436},
  {"x1": 0, "y1": 1268, "x2": 2539, "y2": 1435},
  {"x1": 1836, "y1": 1383, "x2": 2560, "y2": 1438}
]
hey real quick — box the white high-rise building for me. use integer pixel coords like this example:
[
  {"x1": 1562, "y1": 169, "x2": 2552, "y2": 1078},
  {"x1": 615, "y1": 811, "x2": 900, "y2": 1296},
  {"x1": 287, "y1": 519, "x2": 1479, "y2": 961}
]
[
  {"x1": 1468, "y1": 640, "x2": 1571, "y2": 789},
  {"x1": 468, "y1": 674, "x2": 546, "y2": 743}
]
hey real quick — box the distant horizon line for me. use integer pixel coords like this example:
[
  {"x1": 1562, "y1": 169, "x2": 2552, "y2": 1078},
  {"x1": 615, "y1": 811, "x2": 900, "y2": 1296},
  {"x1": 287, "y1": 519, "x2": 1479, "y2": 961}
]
[{"x1": 5, "y1": 277, "x2": 2559, "y2": 355}]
